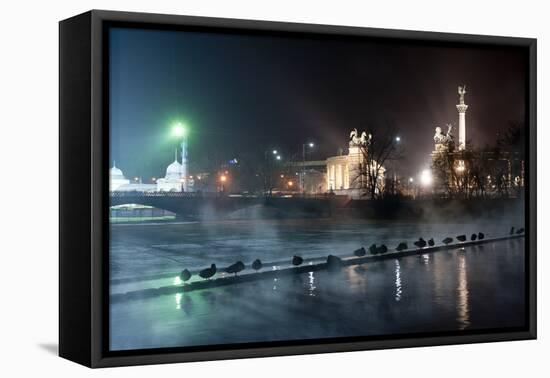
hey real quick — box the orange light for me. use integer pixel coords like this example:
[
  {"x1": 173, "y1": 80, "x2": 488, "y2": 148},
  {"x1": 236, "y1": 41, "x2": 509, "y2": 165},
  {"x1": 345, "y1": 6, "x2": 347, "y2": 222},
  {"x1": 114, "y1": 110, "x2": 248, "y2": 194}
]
[
  {"x1": 220, "y1": 175, "x2": 227, "y2": 182},
  {"x1": 288, "y1": 181, "x2": 294, "y2": 187}
]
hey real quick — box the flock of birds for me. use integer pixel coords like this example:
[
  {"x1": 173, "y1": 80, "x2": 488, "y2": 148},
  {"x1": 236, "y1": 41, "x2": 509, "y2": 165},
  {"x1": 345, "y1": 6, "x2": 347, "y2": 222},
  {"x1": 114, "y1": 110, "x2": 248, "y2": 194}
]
[{"x1": 178, "y1": 226, "x2": 525, "y2": 284}]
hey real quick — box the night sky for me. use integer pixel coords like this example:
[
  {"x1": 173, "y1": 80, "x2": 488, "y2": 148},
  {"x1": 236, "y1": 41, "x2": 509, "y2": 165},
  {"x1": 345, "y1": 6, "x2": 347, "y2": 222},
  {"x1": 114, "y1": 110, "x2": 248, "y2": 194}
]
[{"x1": 109, "y1": 26, "x2": 527, "y2": 180}]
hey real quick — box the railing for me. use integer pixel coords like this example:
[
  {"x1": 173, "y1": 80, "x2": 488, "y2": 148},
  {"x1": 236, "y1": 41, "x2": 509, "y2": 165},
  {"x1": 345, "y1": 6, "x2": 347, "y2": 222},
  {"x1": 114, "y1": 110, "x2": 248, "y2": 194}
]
[{"x1": 109, "y1": 191, "x2": 346, "y2": 200}]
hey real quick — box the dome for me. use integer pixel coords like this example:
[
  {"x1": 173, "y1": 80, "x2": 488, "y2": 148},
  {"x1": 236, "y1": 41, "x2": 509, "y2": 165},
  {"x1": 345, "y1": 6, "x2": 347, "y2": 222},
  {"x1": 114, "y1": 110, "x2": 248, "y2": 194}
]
[
  {"x1": 165, "y1": 159, "x2": 183, "y2": 180},
  {"x1": 110, "y1": 163, "x2": 125, "y2": 179}
]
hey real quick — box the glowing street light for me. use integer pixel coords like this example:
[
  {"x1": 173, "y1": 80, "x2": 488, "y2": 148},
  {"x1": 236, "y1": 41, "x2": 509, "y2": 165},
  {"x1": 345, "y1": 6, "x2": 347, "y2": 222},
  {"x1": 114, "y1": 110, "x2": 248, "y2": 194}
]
[
  {"x1": 276, "y1": 155, "x2": 282, "y2": 160},
  {"x1": 420, "y1": 169, "x2": 432, "y2": 187},
  {"x1": 301, "y1": 142, "x2": 315, "y2": 192},
  {"x1": 171, "y1": 121, "x2": 189, "y2": 192},
  {"x1": 220, "y1": 175, "x2": 227, "y2": 182},
  {"x1": 395, "y1": 136, "x2": 401, "y2": 142},
  {"x1": 272, "y1": 150, "x2": 278, "y2": 155},
  {"x1": 171, "y1": 122, "x2": 187, "y2": 138},
  {"x1": 409, "y1": 177, "x2": 414, "y2": 183}
]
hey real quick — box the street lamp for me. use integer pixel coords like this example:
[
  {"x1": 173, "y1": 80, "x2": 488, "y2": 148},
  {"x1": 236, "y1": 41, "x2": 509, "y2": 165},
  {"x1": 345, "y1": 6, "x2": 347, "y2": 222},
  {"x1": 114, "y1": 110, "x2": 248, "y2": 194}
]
[
  {"x1": 219, "y1": 174, "x2": 227, "y2": 193},
  {"x1": 171, "y1": 121, "x2": 189, "y2": 192},
  {"x1": 301, "y1": 142, "x2": 315, "y2": 193},
  {"x1": 172, "y1": 122, "x2": 187, "y2": 138},
  {"x1": 420, "y1": 169, "x2": 432, "y2": 187},
  {"x1": 395, "y1": 136, "x2": 401, "y2": 142}
]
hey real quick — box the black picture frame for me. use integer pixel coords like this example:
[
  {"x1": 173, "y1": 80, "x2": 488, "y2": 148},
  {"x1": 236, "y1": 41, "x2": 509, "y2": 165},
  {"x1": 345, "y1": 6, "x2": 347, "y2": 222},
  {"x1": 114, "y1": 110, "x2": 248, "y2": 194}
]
[{"x1": 59, "y1": 9, "x2": 537, "y2": 368}]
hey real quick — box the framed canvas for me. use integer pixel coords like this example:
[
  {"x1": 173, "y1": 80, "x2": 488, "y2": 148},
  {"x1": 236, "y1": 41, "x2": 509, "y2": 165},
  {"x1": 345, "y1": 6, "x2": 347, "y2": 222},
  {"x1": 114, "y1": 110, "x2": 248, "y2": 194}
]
[{"x1": 59, "y1": 10, "x2": 537, "y2": 368}]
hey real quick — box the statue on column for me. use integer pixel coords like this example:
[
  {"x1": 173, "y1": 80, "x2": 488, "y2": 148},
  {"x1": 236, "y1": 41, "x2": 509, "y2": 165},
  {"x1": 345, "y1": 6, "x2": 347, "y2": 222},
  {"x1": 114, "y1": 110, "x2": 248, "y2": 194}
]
[{"x1": 458, "y1": 85, "x2": 467, "y2": 105}]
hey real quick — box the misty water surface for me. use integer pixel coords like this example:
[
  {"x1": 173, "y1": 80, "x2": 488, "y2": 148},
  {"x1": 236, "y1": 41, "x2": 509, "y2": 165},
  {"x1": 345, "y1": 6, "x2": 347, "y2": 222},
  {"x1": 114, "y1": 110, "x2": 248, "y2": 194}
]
[{"x1": 109, "y1": 218, "x2": 526, "y2": 351}]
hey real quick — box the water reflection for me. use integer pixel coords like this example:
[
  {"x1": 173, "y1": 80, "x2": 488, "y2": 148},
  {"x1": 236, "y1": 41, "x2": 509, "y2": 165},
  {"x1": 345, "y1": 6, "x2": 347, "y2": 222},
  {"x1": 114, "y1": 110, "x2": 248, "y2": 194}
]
[
  {"x1": 175, "y1": 292, "x2": 182, "y2": 309},
  {"x1": 394, "y1": 259, "x2": 402, "y2": 302},
  {"x1": 456, "y1": 253, "x2": 470, "y2": 329},
  {"x1": 421, "y1": 254, "x2": 430, "y2": 265},
  {"x1": 308, "y1": 271, "x2": 317, "y2": 296},
  {"x1": 111, "y1": 238, "x2": 525, "y2": 351}
]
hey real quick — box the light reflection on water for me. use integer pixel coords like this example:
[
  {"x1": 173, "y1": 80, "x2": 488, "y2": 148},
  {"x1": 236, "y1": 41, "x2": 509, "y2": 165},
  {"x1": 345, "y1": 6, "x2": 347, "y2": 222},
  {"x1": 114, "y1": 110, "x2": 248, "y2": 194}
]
[
  {"x1": 308, "y1": 272, "x2": 317, "y2": 296},
  {"x1": 456, "y1": 253, "x2": 470, "y2": 330},
  {"x1": 395, "y1": 259, "x2": 402, "y2": 302}
]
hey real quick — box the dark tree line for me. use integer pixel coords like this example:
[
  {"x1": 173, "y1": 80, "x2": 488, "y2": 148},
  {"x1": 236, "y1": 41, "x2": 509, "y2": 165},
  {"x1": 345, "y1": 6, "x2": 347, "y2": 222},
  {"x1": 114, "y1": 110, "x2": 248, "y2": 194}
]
[{"x1": 431, "y1": 122, "x2": 525, "y2": 198}]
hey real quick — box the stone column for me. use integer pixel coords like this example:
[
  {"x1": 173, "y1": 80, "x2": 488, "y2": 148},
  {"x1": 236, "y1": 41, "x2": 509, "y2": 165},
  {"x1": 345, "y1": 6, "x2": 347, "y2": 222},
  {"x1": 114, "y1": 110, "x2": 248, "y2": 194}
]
[
  {"x1": 456, "y1": 86, "x2": 468, "y2": 151},
  {"x1": 180, "y1": 138, "x2": 188, "y2": 191}
]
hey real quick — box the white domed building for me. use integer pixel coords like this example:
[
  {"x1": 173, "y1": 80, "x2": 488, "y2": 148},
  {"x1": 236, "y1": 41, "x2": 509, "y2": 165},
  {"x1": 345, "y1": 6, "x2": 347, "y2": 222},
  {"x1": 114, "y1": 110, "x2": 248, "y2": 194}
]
[
  {"x1": 109, "y1": 162, "x2": 130, "y2": 191},
  {"x1": 156, "y1": 154, "x2": 184, "y2": 192}
]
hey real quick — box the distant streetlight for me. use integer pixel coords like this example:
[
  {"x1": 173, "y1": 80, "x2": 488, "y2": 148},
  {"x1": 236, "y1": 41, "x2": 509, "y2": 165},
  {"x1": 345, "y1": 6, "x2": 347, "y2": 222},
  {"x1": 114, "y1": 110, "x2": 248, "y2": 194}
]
[
  {"x1": 276, "y1": 155, "x2": 281, "y2": 160},
  {"x1": 409, "y1": 177, "x2": 414, "y2": 183},
  {"x1": 288, "y1": 181, "x2": 294, "y2": 187},
  {"x1": 301, "y1": 142, "x2": 315, "y2": 192},
  {"x1": 272, "y1": 150, "x2": 278, "y2": 155},
  {"x1": 395, "y1": 136, "x2": 401, "y2": 142},
  {"x1": 220, "y1": 175, "x2": 227, "y2": 182}
]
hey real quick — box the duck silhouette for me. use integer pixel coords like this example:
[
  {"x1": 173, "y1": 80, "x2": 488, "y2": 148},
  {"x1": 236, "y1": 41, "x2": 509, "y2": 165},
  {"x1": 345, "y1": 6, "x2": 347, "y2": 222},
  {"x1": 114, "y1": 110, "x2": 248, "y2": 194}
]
[
  {"x1": 353, "y1": 247, "x2": 366, "y2": 257},
  {"x1": 369, "y1": 244, "x2": 378, "y2": 255},
  {"x1": 442, "y1": 237, "x2": 453, "y2": 245},
  {"x1": 179, "y1": 269, "x2": 192, "y2": 283},
  {"x1": 471, "y1": 233, "x2": 477, "y2": 241},
  {"x1": 478, "y1": 232, "x2": 485, "y2": 240},
  {"x1": 428, "y1": 238, "x2": 435, "y2": 247},
  {"x1": 516, "y1": 228, "x2": 525, "y2": 234},
  {"x1": 456, "y1": 235, "x2": 467, "y2": 242},
  {"x1": 414, "y1": 238, "x2": 427, "y2": 248},
  {"x1": 396, "y1": 242, "x2": 408, "y2": 251},
  {"x1": 292, "y1": 255, "x2": 304, "y2": 266},
  {"x1": 326, "y1": 254, "x2": 342, "y2": 271},
  {"x1": 376, "y1": 244, "x2": 388, "y2": 254},
  {"x1": 510, "y1": 227, "x2": 515, "y2": 235},
  {"x1": 225, "y1": 261, "x2": 245, "y2": 276},
  {"x1": 199, "y1": 264, "x2": 216, "y2": 280},
  {"x1": 251, "y1": 259, "x2": 262, "y2": 271}
]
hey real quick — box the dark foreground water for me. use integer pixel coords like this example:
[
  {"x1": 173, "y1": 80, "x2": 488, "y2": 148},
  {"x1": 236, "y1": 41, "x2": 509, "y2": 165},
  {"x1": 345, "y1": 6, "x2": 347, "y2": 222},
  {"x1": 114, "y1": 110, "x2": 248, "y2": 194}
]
[{"x1": 109, "y1": 219, "x2": 526, "y2": 351}]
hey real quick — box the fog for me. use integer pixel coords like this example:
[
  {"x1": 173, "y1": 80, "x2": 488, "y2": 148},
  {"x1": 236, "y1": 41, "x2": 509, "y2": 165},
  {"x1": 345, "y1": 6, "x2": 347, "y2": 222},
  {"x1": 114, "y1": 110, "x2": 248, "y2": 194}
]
[
  {"x1": 110, "y1": 237, "x2": 525, "y2": 351},
  {"x1": 107, "y1": 199, "x2": 526, "y2": 350}
]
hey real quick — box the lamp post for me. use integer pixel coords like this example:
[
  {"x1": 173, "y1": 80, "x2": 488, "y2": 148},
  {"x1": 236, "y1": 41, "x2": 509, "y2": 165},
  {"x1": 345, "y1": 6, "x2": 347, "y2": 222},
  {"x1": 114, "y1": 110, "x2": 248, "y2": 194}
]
[
  {"x1": 301, "y1": 142, "x2": 314, "y2": 194},
  {"x1": 172, "y1": 122, "x2": 188, "y2": 191},
  {"x1": 264, "y1": 148, "x2": 282, "y2": 197}
]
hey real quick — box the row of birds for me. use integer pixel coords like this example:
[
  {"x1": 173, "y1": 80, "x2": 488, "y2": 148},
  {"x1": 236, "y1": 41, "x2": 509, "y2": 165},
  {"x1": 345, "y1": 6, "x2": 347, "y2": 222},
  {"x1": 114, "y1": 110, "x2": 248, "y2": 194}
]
[
  {"x1": 180, "y1": 227, "x2": 525, "y2": 283},
  {"x1": 353, "y1": 232, "x2": 485, "y2": 257}
]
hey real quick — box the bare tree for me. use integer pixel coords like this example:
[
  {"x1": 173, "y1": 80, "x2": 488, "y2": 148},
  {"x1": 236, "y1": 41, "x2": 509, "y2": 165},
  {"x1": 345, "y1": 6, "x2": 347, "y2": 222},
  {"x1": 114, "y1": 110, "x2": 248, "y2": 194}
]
[{"x1": 351, "y1": 123, "x2": 404, "y2": 199}]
